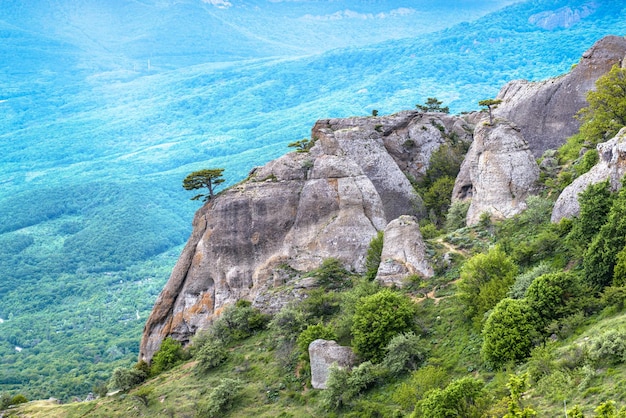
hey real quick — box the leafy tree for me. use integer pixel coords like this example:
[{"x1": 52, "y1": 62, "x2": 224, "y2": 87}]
[
  {"x1": 364, "y1": 231, "x2": 384, "y2": 280},
  {"x1": 423, "y1": 176, "x2": 456, "y2": 227},
  {"x1": 210, "y1": 299, "x2": 269, "y2": 342},
  {"x1": 482, "y1": 298, "x2": 540, "y2": 368},
  {"x1": 182, "y1": 168, "x2": 225, "y2": 202},
  {"x1": 150, "y1": 337, "x2": 188, "y2": 375},
  {"x1": 458, "y1": 246, "x2": 518, "y2": 325},
  {"x1": 416, "y1": 97, "x2": 449, "y2": 113},
  {"x1": 584, "y1": 186, "x2": 626, "y2": 288},
  {"x1": 525, "y1": 272, "x2": 582, "y2": 325},
  {"x1": 578, "y1": 64, "x2": 626, "y2": 144},
  {"x1": 414, "y1": 377, "x2": 486, "y2": 418},
  {"x1": 566, "y1": 180, "x2": 614, "y2": 257},
  {"x1": 445, "y1": 200, "x2": 470, "y2": 232},
  {"x1": 479, "y1": 98, "x2": 502, "y2": 125},
  {"x1": 351, "y1": 289, "x2": 416, "y2": 362},
  {"x1": 503, "y1": 373, "x2": 536, "y2": 417}
]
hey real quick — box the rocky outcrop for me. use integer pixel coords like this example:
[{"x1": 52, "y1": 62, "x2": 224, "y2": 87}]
[
  {"x1": 375, "y1": 215, "x2": 433, "y2": 287},
  {"x1": 528, "y1": 4, "x2": 597, "y2": 30},
  {"x1": 453, "y1": 120, "x2": 540, "y2": 226},
  {"x1": 493, "y1": 35, "x2": 626, "y2": 157},
  {"x1": 309, "y1": 339, "x2": 357, "y2": 389},
  {"x1": 140, "y1": 111, "x2": 468, "y2": 362},
  {"x1": 551, "y1": 127, "x2": 626, "y2": 222}
]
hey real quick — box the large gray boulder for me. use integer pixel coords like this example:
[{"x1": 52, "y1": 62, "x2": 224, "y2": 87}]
[
  {"x1": 309, "y1": 339, "x2": 357, "y2": 390},
  {"x1": 376, "y1": 215, "x2": 433, "y2": 287},
  {"x1": 493, "y1": 35, "x2": 626, "y2": 157},
  {"x1": 140, "y1": 112, "x2": 468, "y2": 362},
  {"x1": 551, "y1": 127, "x2": 626, "y2": 223},
  {"x1": 453, "y1": 120, "x2": 540, "y2": 226}
]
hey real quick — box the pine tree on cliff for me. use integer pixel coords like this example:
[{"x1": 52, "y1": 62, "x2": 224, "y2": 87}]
[
  {"x1": 479, "y1": 99, "x2": 502, "y2": 125},
  {"x1": 183, "y1": 168, "x2": 225, "y2": 202}
]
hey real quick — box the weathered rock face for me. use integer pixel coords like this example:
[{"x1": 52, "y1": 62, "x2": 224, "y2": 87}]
[
  {"x1": 453, "y1": 120, "x2": 540, "y2": 226},
  {"x1": 140, "y1": 112, "x2": 467, "y2": 362},
  {"x1": 375, "y1": 215, "x2": 433, "y2": 287},
  {"x1": 309, "y1": 339, "x2": 357, "y2": 390},
  {"x1": 493, "y1": 35, "x2": 626, "y2": 157},
  {"x1": 551, "y1": 127, "x2": 626, "y2": 223}
]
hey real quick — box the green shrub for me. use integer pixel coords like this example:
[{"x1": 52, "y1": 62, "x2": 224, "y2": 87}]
[
  {"x1": 589, "y1": 329, "x2": 626, "y2": 365},
  {"x1": 508, "y1": 263, "x2": 553, "y2": 299},
  {"x1": 382, "y1": 332, "x2": 424, "y2": 376},
  {"x1": 351, "y1": 289, "x2": 416, "y2": 362},
  {"x1": 322, "y1": 361, "x2": 385, "y2": 411},
  {"x1": 210, "y1": 300, "x2": 269, "y2": 343},
  {"x1": 197, "y1": 378, "x2": 242, "y2": 418},
  {"x1": 195, "y1": 339, "x2": 228, "y2": 373},
  {"x1": 9, "y1": 394, "x2": 28, "y2": 406},
  {"x1": 445, "y1": 201, "x2": 470, "y2": 232},
  {"x1": 308, "y1": 258, "x2": 353, "y2": 290},
  {"x1": 392, "y1": 365, "x2": 449, "y2": 411},
  {"x1": 108, "y1": 367, "x2": 147, "y2": 392},
  {"x1": 482, "y1": 298, "x2": 540, "y2": 368},
  {"x1": 0, "y1": 392, "x2": 12, "y2": 409},
  {"x1": 583, "y1": 185, "x2": 626, "y2": 288},
  {"x1": 458, "y1": 246, "x2": 518, "y2": 325},
  {"x1": 296, "y1": 323, "x2": 337, "y2": 360},
  {"x1": 364, "y1": 231, "x2": 384, "y2": 280},
  {"x1": 300, "y1": 288, "x2": 341, "y2": 322},
  {"x1": 413, "y1": 377, "x2": 486, "y2": 418},
  {"x1": 268, "y1": 305, "x2": 308, "y2": 342},
  {"x1": 574, "y1": 148, "x2": 599, "y2": 177},
  {"x1": 150, "y1": 337, "x2": 189, "y2": 375},
  {"x1": 525, "y1": 272, "x2": 583, "y2": 326}
]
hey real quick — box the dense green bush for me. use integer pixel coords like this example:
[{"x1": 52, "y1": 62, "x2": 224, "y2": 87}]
[
  {"x1": 584, "y1": 186, "x2": 626, "y2": 288},
  {"x1": 392, "y1": 365, "x2": 449, "y2": 411},
  {"x1": 589, "y1": 329, "x2": 626, "y2": 366},
  {"x1": 458, "y1": 246, "x2": 518, "y2": 325},
  {"x1": 445, "y1": 201, "x2": 470, "y2": 232},
  {"x1": 150, "y1": 337, "x2": 189, "y2": 376},
  {"x1": 308, "y1": 258, "x2": 353, "y2": 290},
  {"x1": 482, "y1": 298, "x2": 540, "y2": 368},
  {"x1": 508, "y1": 263, "x2": 554, "y2": 300},
  {"x1": 566, "y1": 180, "x2": 614, "y2": 258},
  {"x1": 322, "y1": 361, "x2": 385, "y2": 411},
  {"x1": 194, "y1": 339, "x2": 228, "y2": 373},
  {"x1": 351, "y1": 289, "x2": 416, "y2": 362},
  {"x1": 108, "y1": 366, "x2": 147, "y2": 392},
  {"x1": 296, "y1": 323, "x2": 337, "y2": 361},
  {"x1": 197, "y1": 378, "x2": 242, "y2": 418},
  {"x1": 300, "y1": 288, "x2": 341, "y2": 322},
  {"x1": 210, "y1": 300, "x2": 269, "y2": 343},
  {"x1": 525, "y1": 272, "x2": 582, "y2": 325},
  {"x1": 381, "y1": 332, "x2": 425, "y2": 377},
  {"x1": 413, "y1": 377, "x2": 486, "y2": 418}
]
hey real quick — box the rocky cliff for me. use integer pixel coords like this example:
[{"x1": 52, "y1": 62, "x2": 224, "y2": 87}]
[
  {"x1": 453, "y1": 119, "x2": 540, "y2": 226},
  {"x1": 140, "y1": 111, "x2": 470, "y2": 362},
  {"x1": 493, "y1": 35, "x2": 626, "y2": 157},
  {"x1": 552, "y1": 127, "x2": 626, "y2": 223}
]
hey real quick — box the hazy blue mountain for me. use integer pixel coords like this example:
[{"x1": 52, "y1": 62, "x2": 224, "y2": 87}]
[{"x1": 1, "y1": 0, "x2": 625, "y2": 400}]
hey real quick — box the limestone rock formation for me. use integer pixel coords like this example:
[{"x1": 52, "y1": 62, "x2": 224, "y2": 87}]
[
  {"x1": 375, "y1": 215, "x2": 433, "y2": 287},
  {"x1": 551, "y1": 127, "x2": 626, "y2": 223},
  {"x1": 309, "y1": 339, "x2": 357, "y2": 390},
  {"x1": 453, "y1": 120, "x2": 540, "y2": 226},
  {"x1": 140, "y1": 111, "x2": 466, "y2": 362},
  {"x1": 493, "y1": 35, "x2": 626, "y2": 157}
]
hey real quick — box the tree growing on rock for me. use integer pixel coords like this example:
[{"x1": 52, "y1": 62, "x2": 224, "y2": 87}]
[
  {"x1": 479, "y1": 99, "x2": 502, "y2": 125},
  {"x1": 416, "y1": 97, "x2": 449, "y2": 113},
  {"x1": 182, "y1": 168, "x2": 225, "y2": 202}
]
